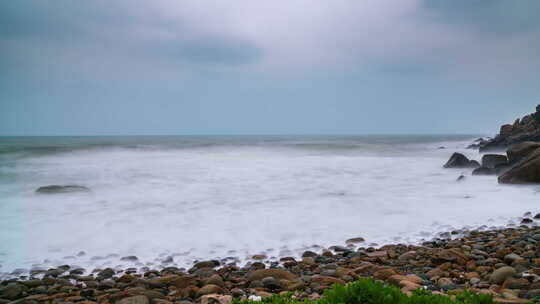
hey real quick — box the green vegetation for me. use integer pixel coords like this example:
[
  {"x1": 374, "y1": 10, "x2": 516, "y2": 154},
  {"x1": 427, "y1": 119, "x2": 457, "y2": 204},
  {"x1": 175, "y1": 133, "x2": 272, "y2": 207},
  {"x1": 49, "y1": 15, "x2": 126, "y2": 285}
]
[
  {"x1": 535, "y1": 104, "x2": 540, "y2": 123},
  {"x1": 236, "y1": 279, "x2": 498, "y2": 304}
]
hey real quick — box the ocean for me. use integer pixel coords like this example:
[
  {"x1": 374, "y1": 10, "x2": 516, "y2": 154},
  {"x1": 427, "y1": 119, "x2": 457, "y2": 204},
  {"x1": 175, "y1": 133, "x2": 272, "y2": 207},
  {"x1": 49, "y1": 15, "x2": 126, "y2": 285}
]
[{"x1": 0, "y1": 135, "x2": 538, "y2": 277}]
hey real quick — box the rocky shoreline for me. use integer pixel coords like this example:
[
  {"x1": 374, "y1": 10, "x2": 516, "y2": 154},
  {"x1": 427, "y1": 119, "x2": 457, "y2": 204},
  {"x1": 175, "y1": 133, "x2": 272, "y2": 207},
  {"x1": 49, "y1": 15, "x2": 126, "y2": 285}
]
[
  {"x1": 443, "y1": 106, "x2": 540, "y2": 184},
  {"x1": 2, "y1": 212, "x2": 540, "y2": 304},
  {"x1": 4, "y1": 107, "x2": 540, "y2": 303}
]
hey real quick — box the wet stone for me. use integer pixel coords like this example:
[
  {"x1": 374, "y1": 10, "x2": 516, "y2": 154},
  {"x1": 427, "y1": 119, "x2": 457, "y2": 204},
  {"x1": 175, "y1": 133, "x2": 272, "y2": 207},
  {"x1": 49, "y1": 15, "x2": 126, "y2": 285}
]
[{"x1": 121, "y1": 256, "x2": 139, "y2": 261}]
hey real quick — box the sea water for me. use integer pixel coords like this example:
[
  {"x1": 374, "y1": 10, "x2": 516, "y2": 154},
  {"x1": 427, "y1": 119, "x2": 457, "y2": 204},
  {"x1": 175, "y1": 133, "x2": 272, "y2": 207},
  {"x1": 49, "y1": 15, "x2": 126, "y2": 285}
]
[{"x1": 0, "y1": 135, "x2": 538, "y2": 277}]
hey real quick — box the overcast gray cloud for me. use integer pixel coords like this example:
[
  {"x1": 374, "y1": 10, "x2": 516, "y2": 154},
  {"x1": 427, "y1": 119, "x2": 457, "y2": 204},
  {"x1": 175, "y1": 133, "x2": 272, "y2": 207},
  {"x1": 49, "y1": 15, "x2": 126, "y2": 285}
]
[{"x1": 1, "y1": 0, "x2": 539, "y2": 135}]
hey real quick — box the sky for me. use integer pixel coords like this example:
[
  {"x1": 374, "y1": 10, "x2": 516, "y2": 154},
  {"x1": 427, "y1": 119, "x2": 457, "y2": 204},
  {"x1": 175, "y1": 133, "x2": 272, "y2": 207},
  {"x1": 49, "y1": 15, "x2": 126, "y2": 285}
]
[{"x1": 1, "y1": 0, "x2": 540, "y2": 136}]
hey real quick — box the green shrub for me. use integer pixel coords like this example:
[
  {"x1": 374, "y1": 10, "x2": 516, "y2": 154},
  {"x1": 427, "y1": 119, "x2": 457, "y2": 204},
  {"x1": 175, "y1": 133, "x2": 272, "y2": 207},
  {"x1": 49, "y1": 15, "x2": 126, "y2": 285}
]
[
  {"x1": 235, "y1": 279, "x2": 498, "y2": 304},
  {"x1": 535, "y1": 104, "x2": 540, "y2": 123}
]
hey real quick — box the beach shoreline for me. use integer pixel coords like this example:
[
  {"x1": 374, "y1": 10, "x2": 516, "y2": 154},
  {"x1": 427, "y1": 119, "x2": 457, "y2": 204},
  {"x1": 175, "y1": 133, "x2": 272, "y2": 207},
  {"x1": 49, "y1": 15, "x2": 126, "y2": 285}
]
[{"x1": 2, "y1": 212, "x2": 539, "y2": 303}]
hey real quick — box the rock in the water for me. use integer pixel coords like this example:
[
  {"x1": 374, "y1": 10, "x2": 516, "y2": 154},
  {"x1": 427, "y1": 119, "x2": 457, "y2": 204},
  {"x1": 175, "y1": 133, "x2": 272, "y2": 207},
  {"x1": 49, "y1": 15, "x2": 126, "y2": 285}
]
[
  {"x1": 481, "y1": 154, "x2": 508, "y2": 169},
  {"x1": 472, "y1": 167, "x2": 496, "y2": 175},
  {"x1": 345, "y1": 237, "x2": 365, "y2": 244},
  {"x1": 97, "y1": 268, "x2": 115, "y2": 279},
  {"x1": 193, "y1": 260, "x2": 220, "y2": 270},
  {"x1": 507, "y1": 142, "x2": 540, "y2": 164},
  {"x1": 120, "y1": 255, "x2": 139, "y2": 261},
  {"x1": 443, "y1": 153, "x2": 479, "y2": 169},
  {"x1": 499, "y1": 149, "x2": 540, "y2": 184},
  {"x1": 35, "y1": 185, "x2": 90, "y2": 194}
]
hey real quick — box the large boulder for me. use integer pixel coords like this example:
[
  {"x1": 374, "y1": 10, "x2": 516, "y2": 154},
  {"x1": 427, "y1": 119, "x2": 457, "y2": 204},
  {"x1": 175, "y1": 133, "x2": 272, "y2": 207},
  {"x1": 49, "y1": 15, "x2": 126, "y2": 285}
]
[
  {"x1": 35, "y1": 185, "x2": 90, "y2": 194},
  {"x1": 499, "y1": 149, "x2": 540, "y2": 184},
  {"x1": 481, "y1": 154, "x2": 508, "y2": 169},
  {"x1": 506, "y1": 141, "x2": 540, "y2": 164},
  {"x1": 443, "y1": 153, "x2": 479, "y2": 169}
]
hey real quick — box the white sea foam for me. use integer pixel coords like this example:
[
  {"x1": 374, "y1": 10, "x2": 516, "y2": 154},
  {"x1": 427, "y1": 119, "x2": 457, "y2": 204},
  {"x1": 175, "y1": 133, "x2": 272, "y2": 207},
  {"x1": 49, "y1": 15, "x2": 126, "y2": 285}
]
[{"x1": 0, "y1": 136, "x2": 538, "y2": 276}]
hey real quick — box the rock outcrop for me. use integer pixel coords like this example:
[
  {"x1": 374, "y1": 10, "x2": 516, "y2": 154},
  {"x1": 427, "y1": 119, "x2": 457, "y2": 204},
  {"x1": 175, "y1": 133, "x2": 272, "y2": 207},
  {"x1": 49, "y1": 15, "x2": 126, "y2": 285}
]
[
  {"x1": 506, "y1": 141, "x2": 540, "y2": 164},
  {"x1": 479, "y1": 106, "x2": 540, "y2": 152},
  {"x1": 499, "y1": 148, "x2": 540, "y2": 184}
]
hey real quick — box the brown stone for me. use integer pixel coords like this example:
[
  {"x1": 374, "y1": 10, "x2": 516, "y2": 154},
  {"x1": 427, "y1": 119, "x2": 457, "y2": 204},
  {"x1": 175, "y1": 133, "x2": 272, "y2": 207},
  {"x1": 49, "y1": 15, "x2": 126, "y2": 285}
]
[
  {"x1": 387, "y1": 274, "x2": 422, "y2": 285},
  {"x1": 345, "y1": 237, "x2": 365, "y2": 244},
  {"x1": 373, "y1": 267, "x2": 397, "y2": 281},
  {"x1": 366, "y1": 251, "x2": 388, "y2": 258},
  {"x1": 201, "y1": 294, "x2": 232, "y2": 304},
  {"x1": 197, "y1": 284, "x2": 225, "y2": 297},
  {"x1": 502, "y1": 278, "x2": 529, "y2": 290},
  {"x1": 399, "y1": 280, "x2": 421, "y2": 292},
  {"x1": 170, "y1": 276, "x2": 198, "y2": 290},
  {"x1": 426, "y1": 267, "x2": 444, "y2": 279},
  {"x1": 311, "y1": 275, "x2": 346, "y2": 286}
]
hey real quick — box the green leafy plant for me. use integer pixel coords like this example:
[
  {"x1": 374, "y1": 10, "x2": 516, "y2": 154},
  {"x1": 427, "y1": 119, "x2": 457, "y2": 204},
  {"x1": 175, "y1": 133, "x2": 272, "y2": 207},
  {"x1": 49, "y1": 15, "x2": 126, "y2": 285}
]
[{"x1": 235, "y1": 279, "x2": 501, "y2": 304}]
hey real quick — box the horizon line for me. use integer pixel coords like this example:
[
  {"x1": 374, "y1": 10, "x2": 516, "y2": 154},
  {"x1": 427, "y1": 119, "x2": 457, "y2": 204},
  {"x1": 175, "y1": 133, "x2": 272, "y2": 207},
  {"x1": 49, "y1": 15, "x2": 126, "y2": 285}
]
[{"x1": 0, "y1": 133, "x2": 488, "y2": 137}]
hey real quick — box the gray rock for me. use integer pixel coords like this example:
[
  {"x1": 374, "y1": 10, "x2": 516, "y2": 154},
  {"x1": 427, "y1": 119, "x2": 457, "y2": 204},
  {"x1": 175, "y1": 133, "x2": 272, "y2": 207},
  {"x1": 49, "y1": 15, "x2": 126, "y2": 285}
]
[
  {"x1": 490, "y1": 266, "x2": 516, "y2": 284},
  {"x1": 97, "y1": 268, "x2": 115, "y2": 279},
  {"x1": 320, "y1": 269, "x2": 337, "y2": 277},
  {"x1": 398, "y1": 251, "x2": 417, "y2": 261},
  {"x1": 192, "y1": 260, "x2": 220, "y2": 270},
  {"x1": 249, "y1": 280, "x2": 264, "y2": 288},
  {"x1": 262, "y1": 276, "x2": 281, "y2": 290},
  {"x1": 302, "y1": 251, "x2": 318, "y2": 258},
  {"x1": 0, "y1": 284, "x2": 26, "y2": 300},
  {"x1": 205, "y1": 274, "x2": 225, "y2": 287},
  {"x1": 35, "y1": 185, "x2": 90, "y2": 194},
  {"x1": 120, "y1": 255, "x2": 138, "y2": 261}
]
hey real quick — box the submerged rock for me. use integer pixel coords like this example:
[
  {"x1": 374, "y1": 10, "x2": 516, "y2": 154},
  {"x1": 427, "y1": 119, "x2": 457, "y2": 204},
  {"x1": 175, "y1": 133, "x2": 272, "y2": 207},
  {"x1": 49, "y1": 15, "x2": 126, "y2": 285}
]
[
  {"x1": 443, "y1": 153, "x2": 479, "y2": 169},
  {"x1": 35, "y1": 185, "x2": 90, "y2": 194}
]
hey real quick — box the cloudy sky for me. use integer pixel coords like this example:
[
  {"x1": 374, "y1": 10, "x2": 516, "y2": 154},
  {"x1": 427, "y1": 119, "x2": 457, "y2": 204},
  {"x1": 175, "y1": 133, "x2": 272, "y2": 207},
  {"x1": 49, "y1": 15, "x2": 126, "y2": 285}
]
[{"x1": 1, "y1": 0, "x2": 539, "y2": 135}]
